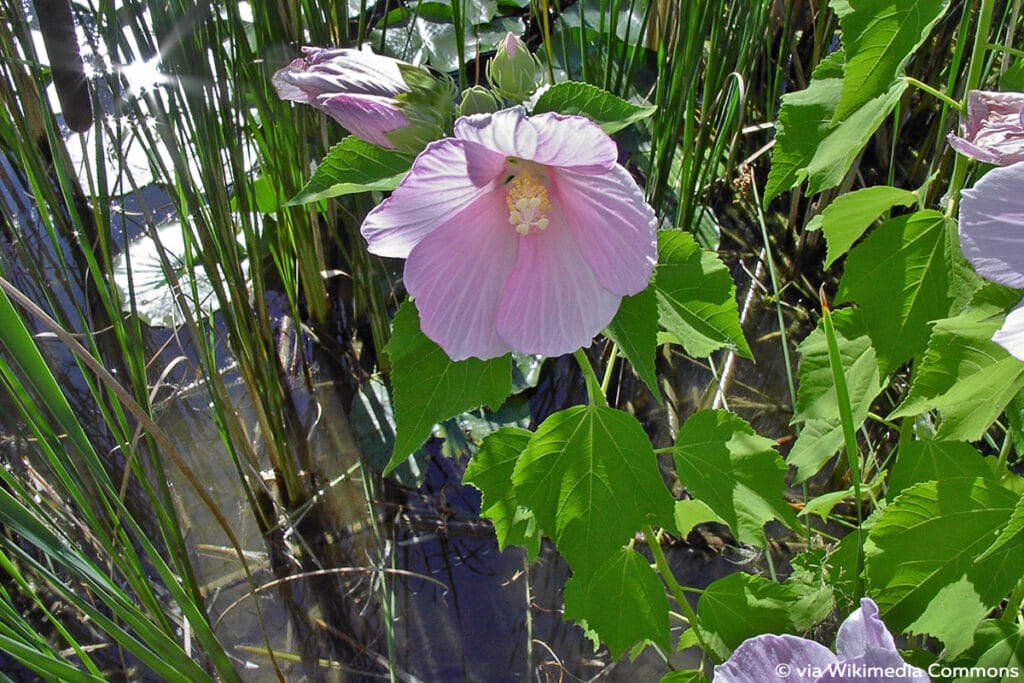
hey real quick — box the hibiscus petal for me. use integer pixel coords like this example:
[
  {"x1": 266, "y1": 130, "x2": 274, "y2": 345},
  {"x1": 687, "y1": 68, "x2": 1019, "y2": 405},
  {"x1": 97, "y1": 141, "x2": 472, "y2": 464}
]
[
  {"x1": 713, "y1": 634, "x2": 836, "y2": 683},
  {"x1": 552, "y1": 165, "x2": 657, "y2": 295},
  {"x1": 455, "y1": 107, "x2": 618, "y2": 173},
  {"x1": 993, "y1": 300, "x2": 1024, "y2": 361},
  {"x1": 403, "y1": 189, "x2": 518, "y2": 361},
  {"x1": 361, "y1": 138, "x2": 507, "y2": 258},
  {"x1": 834, "y1": 598, "x2": 897, "y2": 660},
  {"x1": 958, "y1": 162, "x2": 1024, "y2": 289},
  {"x1": 317, "y1": 93, "x2": 409, "y2": 149},
  {"x1": 495, "y1": 208, "x2": 621, "y2": 357}
]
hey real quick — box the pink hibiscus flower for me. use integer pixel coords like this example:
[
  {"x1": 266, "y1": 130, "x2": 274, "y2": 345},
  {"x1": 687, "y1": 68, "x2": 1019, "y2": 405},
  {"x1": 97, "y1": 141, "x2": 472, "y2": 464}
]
[{"x1": 361, "y1": 106, "x2": 658, "y2": 361}]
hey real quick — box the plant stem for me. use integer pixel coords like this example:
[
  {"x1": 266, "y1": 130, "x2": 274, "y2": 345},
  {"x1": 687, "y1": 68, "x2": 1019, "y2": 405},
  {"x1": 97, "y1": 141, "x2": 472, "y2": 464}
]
[
  {"x1": 644, "y1": 525, "x2": 707, "y2": 652},
  {"x1": 947, "y1": 0, "x2": 995, "y2": 217},
  {"x1": 903, "y1": 76, "x2": 964, "y2": 112},
  {"x1": 574, "y1": 349, "x2": 608, "y2": 407},
  {"x1": 819, "y1": 286, "x2": 865, "y2": 601}
]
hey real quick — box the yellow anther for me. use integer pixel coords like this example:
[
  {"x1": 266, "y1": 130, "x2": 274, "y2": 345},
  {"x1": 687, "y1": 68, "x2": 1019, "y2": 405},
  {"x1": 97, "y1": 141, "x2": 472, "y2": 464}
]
[{"x1": 505, "y1": 172, "x2": 551, "y2": 235}]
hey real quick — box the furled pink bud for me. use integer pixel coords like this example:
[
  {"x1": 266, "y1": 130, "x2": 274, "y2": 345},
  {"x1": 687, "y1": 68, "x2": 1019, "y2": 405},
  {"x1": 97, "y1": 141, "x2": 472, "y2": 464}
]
[
  {"x1": 948, "y1": 90, "x2": 1024, "y2": 165},
  {"x1": 273, "y1": 47, "x2": 453, "y2": 153}
]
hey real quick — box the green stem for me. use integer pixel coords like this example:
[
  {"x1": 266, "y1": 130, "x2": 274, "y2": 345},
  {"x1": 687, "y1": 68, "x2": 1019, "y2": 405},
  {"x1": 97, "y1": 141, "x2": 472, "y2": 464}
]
[
  {"x1": 1002, "y1": 573, "x2": 1024, "y2": 622},
  {"x1": 573, "y1": 349, "x2": 608, "y2": 407},
  {"x1": 903, "y1": 77, "x2": 964, "y2": 112},
  {"x1": 947, "y1": 0, "x2": 996, "y2": 218},
  {"x1": 644, "y1": 525, "x2": 706, "y2": 652},
  {"x1": 600, "y1": 342, "x2": 619, "y2": 398},
  {"x1": 820, "y1": 288, "x2": 865, "y2": 601}
]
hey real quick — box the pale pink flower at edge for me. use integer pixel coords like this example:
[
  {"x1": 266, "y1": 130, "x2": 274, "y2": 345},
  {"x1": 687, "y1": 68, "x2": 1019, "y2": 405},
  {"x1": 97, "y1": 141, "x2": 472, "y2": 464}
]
[
  {"x1": 360, "y1": 106, "x2": 658, "y2": 361},
  {"x1": 948, "y1": 90, "x2": 1024, "y2": 165},
  {"x1": 713, "y1": 598, "x2": 930, "y2": 683},
  {"x1": 958, "y1": 160, "x2": 1024, "y2": 360}
]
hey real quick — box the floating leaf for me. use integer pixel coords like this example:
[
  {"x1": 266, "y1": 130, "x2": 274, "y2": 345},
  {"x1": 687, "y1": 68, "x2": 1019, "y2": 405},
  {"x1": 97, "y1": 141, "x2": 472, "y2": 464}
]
[
  {"x1": 384, "y1": 302, "x2": 512, "y2": 472},
  {"x1": 112, "y1": 220, "x2": 247, "y2": 328},
  {"x1": 837, "y1": 210, "x2": 954, "y2": 373},
  {"x1": 805, "y1": 185, "x2": 918, "y2": 267},
  {"x1": 512, "y1": 405, "x2": 674, "y2": 571},
  {"x1": 673, "y1": 410, "x2": 799, "y2": 546},
  {"x1": 605, "y1": 285, "x2": 660, "y2": 399},
  {"x1": 563, "y1": 548, "x2": 671, "y2": 658},
  {"x1": 533, "y1": 81, "x2": 656, "y2": 134},
  {"x1": 351, "y1": 378, "x2": 428, "y2": 487},
  {"x1": 865, "y1": 477, "x2": 1024, "y2": 656},
  {"x1": 286, "y1": 136, "x2": 414, "y2": 205},
  {"x1": 463, "y1": 427, "x2": 540, "y2": 559},
  {"x1": 655, "y1": 231, "x2": 751, "y2": 359}
]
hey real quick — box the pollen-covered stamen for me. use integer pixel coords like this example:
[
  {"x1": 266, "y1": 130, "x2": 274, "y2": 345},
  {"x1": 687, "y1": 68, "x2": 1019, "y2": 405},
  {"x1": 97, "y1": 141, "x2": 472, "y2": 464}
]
[{"x1": 505, "y1": 172, "x2": 551, "y2": 235}]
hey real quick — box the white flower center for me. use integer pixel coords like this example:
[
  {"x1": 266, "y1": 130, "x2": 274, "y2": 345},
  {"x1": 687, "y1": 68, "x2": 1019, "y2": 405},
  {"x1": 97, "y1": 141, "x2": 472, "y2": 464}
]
[{"x1": 506, "y1": 172, "x2": 550, "y2": 235}]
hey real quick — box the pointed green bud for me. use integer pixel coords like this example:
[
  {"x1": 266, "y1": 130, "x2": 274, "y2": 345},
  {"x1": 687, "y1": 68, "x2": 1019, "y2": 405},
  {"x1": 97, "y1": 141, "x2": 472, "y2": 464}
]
[
  {"x1": 486, "y1": 33, "x2": 543, "y2": 102},
  {"x1": 458, "y1": 86, "x2": 502, "y2": 116}
]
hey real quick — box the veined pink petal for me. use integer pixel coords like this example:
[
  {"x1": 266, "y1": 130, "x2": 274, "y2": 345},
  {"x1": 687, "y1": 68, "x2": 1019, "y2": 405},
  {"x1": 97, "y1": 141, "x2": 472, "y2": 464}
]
[
  {"x1": 455, "y1": 107, "x2": 617, "y2": 173},
  {"x1": 495, "y1": 206, "x2": 620, "y2": 356},
  {"x1": 948, "y1": 90, "x2": 1024, "y2": 166},
  {"x1": 834, "y1": 599, "x2": 896, "y2": 660},
  {"x1": 404, "y1": 190, "x2": 518, "y2": 360},
  {"x1": 713, "y1": 634, "x2": 835, "y2": 683},
  {"x1": 552, "y1": 164, "x2": 657, "y2": 295},
  {"x1": 993, "y1": 301, "x2": 1024, "y2": 361},
  {"x1": 361, "y1": 138, "x2": 507, "y2": 258},
  {"x1": 317, "y1": 93, "x2": 410, "y2": 149},
  {"x1": 958, "y1": 161, "x2": 1024, "y2": 289}
]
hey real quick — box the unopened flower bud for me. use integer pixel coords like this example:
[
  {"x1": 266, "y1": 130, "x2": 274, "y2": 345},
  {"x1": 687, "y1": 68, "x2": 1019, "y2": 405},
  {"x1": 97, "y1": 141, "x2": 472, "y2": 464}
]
[
  {"x1": 487, "y1": 33, "x2": 543, "y2": 102},
  {"x1": 273, "y1": 47, "x2": 454, "y2": 153},
  {"x1": 458, "y1": 86, "x2": 501, "y2": 116}
]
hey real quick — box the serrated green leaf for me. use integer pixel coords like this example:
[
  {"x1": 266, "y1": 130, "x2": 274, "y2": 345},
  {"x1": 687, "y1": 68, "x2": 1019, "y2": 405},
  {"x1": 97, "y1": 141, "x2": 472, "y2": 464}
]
[
  {"x1": 385, "y1": 302, "x2": 512, "y2": 472},
  {"x1": 889, "y1": 307, "x2": 1024, "y2": 441},
  {"x1": 660, "y1": 671, "x2": 707, "y2": 683},
  {"x1": 831, "y1": 0, "x2": 948, "y2": 122},
  {"x1": 785, "y1": 549, "x2": 836, "y2": 628},
  {"x1": 673, "y1": 410, "x2": 799, "y2": 546},
  {"x1": 654, "y1": 231, "x2": 751, "y2": 359},
  {"x1": 949, "y1": 620, "x2": 1024, "y2": 683},
  {"x1": 794, "y1": 308, "x2": 883, "y2": 423},
  {"x1": 605, "y1": 284, "x2": 660, "y2": 399},
  {"x1": 696, "y1": 573, "x2": 800, "y2": 661},
  {"x1": 787, "y1": 418, "x2": 846, "y2": 483},
  {"x1": 674, "y1": 499, "x2": 726, "y2": 537},
  {"x1": 805, "y1": 185, "x2": 918, "y2": 267},
  {"x1": 563, "y1": 548, "x2": 671, "y2": 658},
  {"x1": 977, "y1": 494, "x2": 1024, "y2": 563},
  {"x1": 886, "y1": 440, "x2": 998, "y2": 501},
  {"x1": 286, "y1": 137, "x2": 413, "y2": 206},
  {"x1": 463, "y1": 427, "x2": 540, "y2": 559},
  {"x1": 865, "y1": 477, "x2": 1024, "y2": 656},
  {"x1": 837, "y1": 210, "x2": 954, "y2": 373},
  {"x1": 533, "y1": 81, "x2": 656, "y2": 134},
  {"x1": 512, "y1": 405, "x2": 675, "y2": 571},
  {"x1": 765, "y1": 69, "x2": 906, "y2": 201},
  {"x1": 789, "y1": 308, "x2": 884, "y2": 481}
]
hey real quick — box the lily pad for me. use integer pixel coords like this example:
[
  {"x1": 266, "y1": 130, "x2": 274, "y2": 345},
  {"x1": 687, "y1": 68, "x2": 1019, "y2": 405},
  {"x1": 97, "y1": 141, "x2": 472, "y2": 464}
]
[{"x1": 112, "y1": 220, "x2": 249, "y2": 328}]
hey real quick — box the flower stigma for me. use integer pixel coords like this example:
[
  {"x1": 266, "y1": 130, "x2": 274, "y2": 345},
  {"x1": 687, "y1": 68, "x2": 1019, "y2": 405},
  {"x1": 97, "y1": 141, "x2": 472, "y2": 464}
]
[{"x1": 506, "y1": 171, "x2": 551, "y2": 235}]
